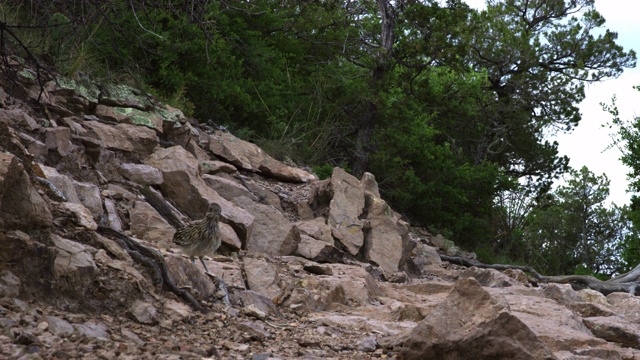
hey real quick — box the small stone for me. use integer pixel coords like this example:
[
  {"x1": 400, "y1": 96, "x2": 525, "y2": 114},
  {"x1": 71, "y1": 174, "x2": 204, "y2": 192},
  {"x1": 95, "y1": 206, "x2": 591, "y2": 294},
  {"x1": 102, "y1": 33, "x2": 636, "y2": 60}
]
[
  {"x1": 358, "y1": 335, "x2": 377, "y2": 352},
  {"x1": 243, "y1": 304, "x2": 267, "y2": 320},
  {"x1": 128, "y1": 300, "x2": 158, "y2": 325},
  {"x1": 237, "y1": 321, "x2": 272, "y2": 340},
  {"x1": 37, "y1": 321, "x2": 48, "y2": 332}
]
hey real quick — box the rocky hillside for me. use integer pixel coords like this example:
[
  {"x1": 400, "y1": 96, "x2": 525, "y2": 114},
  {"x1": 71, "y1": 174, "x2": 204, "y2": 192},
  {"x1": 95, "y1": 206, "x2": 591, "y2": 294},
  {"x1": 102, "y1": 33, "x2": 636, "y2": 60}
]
[{"x1": 2, "y1": 61, "x2": 640, "y2": 359}]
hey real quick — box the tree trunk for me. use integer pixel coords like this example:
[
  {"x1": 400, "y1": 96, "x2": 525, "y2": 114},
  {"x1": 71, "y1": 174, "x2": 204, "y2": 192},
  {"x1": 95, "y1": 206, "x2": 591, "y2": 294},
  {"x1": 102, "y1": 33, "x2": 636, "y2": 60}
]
[{"x1": 351, "y1": 0, "x2": 398, "y2": 178}]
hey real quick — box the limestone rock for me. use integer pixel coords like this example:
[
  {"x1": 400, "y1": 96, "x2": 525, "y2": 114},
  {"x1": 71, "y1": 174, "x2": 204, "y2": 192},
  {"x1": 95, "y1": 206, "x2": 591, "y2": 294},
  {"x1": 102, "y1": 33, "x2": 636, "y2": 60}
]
[
  {"x1": 39, "y1": 164, "x2": 81, "y2": 203},
  {"x1": 200, "y1": 160, "x2": 238, "y2": 175},
  {"x1": 220, "y1": 222, "x2": 242, "y2": 251},
  {"x1": 120, "y1": 163, "x2": 164, "y2": 185},
  {"x1": 577, "y1": 289, "x2": 609, "y2": 306},
  {"x1": 543, "y1": 283, "x2": 581, "y2": 305},
  {"x1": 45, "y1": 316, "x2": 75, "y2": 336},
  {"x1": 606, "y1": 292, "x2": 640, "y2": 324},
  {"x1": 283, "y1": 263, "x2": 382, "y2": 312},
  {"x1": 44, "y1": 126, "x2": 74, "y2": 156},
  {"x1": 235, "y1": 196, "x2": 299, "y2": 256},
  {"x1": 19, "y1": 132, "x2": 48, "y2": 161},
  {"x1": 129, "y1": 201, "x2": 176, "y2": 248},
  {"x1": 296, "y1": 235, "x2": 346, "y2": 263},
  {"x1": 458, "y1": 267, "x2": 519, "y2": 288},
  {"x1": 295, "y1": 201, "x2": 315, "y2": 221},
  {"x1": 583, "y1": 316, "x2": 640, "y2": 349},
  {"x1": 411, "y1": 243, "x2": 442, "y2": 273},
  {"x1": 128, "y1": 300, "x2": 158, "y2": 325},
  {"x1": 361, "y1": 172, "x2": 380, "y2": 197},
  {"x1": 502, "y1": 268, "x2": 529, "y2": 285},
  {"x1": 229, "y1": 290, "x2": 282, "y2": 318},
  {"x1": 258, "y1": 156, "x2": 317, "y2": 183},
  {"x1": 203, "y1": 174, "x2": 254, "y2": 201},
  {"x1": 365, "y1": 212, "x2": 403, "y2": 277},
  {"x1": 74, "y1": 321, "x2": 110, "y2": 341},
  {"x1": 92, "y1": 232, "x2": 132, "y2": 262},
  {"x1": 0, "y1": 153, "x2": 52, "y2": 230},
  {"x1": 0, "y1": 270, "x2": 20, "y2": 297},
  {"x1": 165, "y1": 254, "x2": 217, "y2": 299},
  {"x1": 0, "y1": 231, "x2": 58, "y2": 300},
  {"x1": 95, "y1": 105, "x2": 164, "y2": 131},
  {"x1": 567, "y1": 302, "x2": 617, "y2": 318},
  {"x1": 358, "y1": 335, "x2": 377, "y2": 352},
  {"x1": 163, "y1": 299, "x2": 193, "y2": 323},
  {"x1": 99, "y1": 83, "x2": 152, "y2": 110},
  {"x1": 145, "y1": 146, "x2": 254, "y2": 241},
  {"x1": 102, "y1": 198, "x2": 124, "y2": 231},
  {"x1": 237, "y1": 321, "x2": 272, "y2": 340},
  {"x1": 327, "y1": 167, "x2": 365, "y2": 256},
  {"x1": 243, "y1": 256, "x2": 282, "y2": 301},
  {"x1": 0, "y1": 108, "x2": 40, "y2": 130},
  {"x1": 208, "y1": 130, "x2": 316, "y2": 182},
  {"x1": 59, "y1": 202, "x2": 98, "y2": 230},
  {"x1": 82, "y1": 121, "x2": 158, "y2": 157},
  {"x1": 401, "y1": 278, "x2": 554, "y2": 360},
  {"x1": 73, "y1": 180, "x2": 103, "y2": 219},
  {"x1": 52, "y1": 234, "x2": 98, "y2": 297},
  {"x1": 295, "y1": 218, "x2": 334, "y2": 244},
  {"x1": 208, "y1": 130, "x2": 269, "y2": 171}
]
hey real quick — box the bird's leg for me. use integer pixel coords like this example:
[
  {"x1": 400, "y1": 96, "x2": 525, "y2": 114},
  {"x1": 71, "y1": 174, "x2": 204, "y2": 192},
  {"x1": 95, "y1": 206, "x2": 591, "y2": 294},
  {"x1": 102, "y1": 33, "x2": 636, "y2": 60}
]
[{"x1": 199, "y1": 257, "x2": 211, "y2": 274}]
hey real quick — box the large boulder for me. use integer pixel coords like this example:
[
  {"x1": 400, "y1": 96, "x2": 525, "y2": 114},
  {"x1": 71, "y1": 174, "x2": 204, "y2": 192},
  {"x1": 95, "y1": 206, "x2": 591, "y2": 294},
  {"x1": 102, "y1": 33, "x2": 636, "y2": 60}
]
[
  {"x1": 0, "y1": 231, "x2": 57, "y2": 299},
  {"x1": 582, "y1": 316, "x2": 640, "y2": 349},
  {"x1": 98, "y1": 83, "x2": 152, "y2": 110},
  {"x1": 95, "y1": 105, "x2": 164, "y2": 131},
  {"x1": 243, "y1": 256, "x2": 283, "y2": 301},
  {"x1": 119, "y1": 163, "x2": 164, "y2": 186},
  {"x1": 234, "y1": 196, "x2": 299, "y2": 256},
  {"x1": 129, "y1": 201, "x2": 176, "y2": 249},
  {"x1": 295, "y1": 217, "x2": 334, "y2": 244},
  {"x1": 0, "y1": 153, "x2": 52, "y2": 230},
  {"x1": 296, "y1": 235, "x2": 347, "y2": 263},
  {"x1": 208, "y1": 130, "x2": 316, "y2": 183},
  {"x1": 43, "y1": 126, "x2": 75, "y2": 157},
  {"x1": 38, "y1": 164, "x2": 81, "y2": 203},
  {"x1": 144, "y1": 146, "x2": 254, "y2": 242},
  {"x1": 327, "y1": 167, "x2": 365, "y2": 256},
  {"x1": 401, "y1": 278, "x2": 554, "y2": 360},
  {"x1": 73, "y1": 180, "x2": 103, "y2": 220},
  {"x1": 82, "y1": 121, "x2": 158, "y2": 157},
  {"x1": 606, "y1": 292, "x2": 640, "y2": 324},
  {"x1": 283, "y1": 263, "x2": 382, "y2": 312},
  {"x1": 52, "y1": 234, "x2": 98, "y2": 298},
  {"x1": 363, "y1": 196, "x2": 404, "y2": 277}
]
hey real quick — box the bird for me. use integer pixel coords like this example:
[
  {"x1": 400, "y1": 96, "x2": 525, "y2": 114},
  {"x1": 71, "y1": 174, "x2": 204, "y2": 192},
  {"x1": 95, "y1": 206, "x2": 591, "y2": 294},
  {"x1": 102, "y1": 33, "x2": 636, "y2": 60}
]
[{"x1": 172, "y1": 203, "x2": 222, "y2": 273}]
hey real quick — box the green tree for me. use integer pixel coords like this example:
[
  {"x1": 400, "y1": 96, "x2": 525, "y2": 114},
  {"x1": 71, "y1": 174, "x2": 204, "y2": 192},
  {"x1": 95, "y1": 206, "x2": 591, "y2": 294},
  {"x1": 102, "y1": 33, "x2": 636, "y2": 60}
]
[
  {"x1": 602, "y1": 85, "x2": 640, "y2": 272},
  {"x1": 523, "y1": 166, "x2": 626, "y2": 276},
  {"x1": 464, "y1": 0, "x2": 636, "y2": 192}
]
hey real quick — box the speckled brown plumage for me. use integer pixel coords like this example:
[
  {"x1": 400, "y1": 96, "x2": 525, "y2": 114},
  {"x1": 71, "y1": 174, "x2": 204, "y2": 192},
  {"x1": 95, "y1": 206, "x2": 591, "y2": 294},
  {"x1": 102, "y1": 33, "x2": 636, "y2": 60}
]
[{"x1": 172, "y1": 203, "x2": 222, "y2": 273}]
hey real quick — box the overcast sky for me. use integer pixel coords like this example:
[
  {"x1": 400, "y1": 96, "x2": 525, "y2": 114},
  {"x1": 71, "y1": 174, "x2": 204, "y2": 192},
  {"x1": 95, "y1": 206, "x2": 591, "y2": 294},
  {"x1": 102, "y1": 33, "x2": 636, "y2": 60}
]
[{"x1": 463, "y1": 0, "x2": 640, "y2": 205}]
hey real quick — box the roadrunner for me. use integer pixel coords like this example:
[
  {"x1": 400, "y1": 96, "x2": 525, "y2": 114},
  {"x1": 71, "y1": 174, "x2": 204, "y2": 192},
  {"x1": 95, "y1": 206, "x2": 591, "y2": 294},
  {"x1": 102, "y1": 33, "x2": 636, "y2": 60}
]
[{"x1": 172, "y1": 203, "x2": 222, "y2": 273}]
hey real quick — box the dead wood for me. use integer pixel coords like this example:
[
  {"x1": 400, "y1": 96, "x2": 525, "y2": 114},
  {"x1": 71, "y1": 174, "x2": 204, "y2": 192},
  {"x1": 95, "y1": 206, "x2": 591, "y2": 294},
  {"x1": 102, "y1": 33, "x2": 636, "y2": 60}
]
[
  {"x1": 139, "y1": 185, "x2": 187, "y2": 229},
  {"x1": 97, "y1": 226, "x2": 208, "y2": 313},
  {"x1": 440, "y1": 255, "x2": 640, "y2": 296}
]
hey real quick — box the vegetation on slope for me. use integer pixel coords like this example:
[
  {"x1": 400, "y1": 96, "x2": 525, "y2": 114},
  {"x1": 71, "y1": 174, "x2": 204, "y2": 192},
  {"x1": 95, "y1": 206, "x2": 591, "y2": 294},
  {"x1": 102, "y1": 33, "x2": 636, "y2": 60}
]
[{"x1": 1, "y1": 0, "x2": 638, "y2": 277}]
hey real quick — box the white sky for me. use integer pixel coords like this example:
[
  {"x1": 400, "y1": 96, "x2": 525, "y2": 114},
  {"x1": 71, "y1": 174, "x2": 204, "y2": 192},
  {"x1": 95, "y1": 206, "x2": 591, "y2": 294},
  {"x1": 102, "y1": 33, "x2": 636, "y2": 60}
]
[{"x1": 464, "y1": 0, "x2": 640, "y2": 206}]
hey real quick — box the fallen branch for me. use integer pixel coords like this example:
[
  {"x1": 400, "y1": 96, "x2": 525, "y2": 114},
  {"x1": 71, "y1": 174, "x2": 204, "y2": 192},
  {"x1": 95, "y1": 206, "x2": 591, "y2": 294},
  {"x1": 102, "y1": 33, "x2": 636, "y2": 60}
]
[
  {"x1": 440, "y1": 255, "x2": 544, "y2": 280},
  {"x1": 97, "y1": 226, "x2": 208, "y2": 313},
  {"x1": 139, "y1": 185, "x2": 186, "y2": 228},
  {"x1": 440, "y1": 255, "x2": 640, "y2": 296}
]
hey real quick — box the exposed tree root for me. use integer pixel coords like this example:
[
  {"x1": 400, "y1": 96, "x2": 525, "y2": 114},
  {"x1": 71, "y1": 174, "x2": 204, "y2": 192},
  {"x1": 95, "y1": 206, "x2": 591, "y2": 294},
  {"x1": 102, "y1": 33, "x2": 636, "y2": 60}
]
[
  {"x1": 440, "y1": 255, "x2": 640, "y2": 296},
  {"x1": 97, "y1": 226, "x2": 208, "y2": 313}
]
